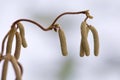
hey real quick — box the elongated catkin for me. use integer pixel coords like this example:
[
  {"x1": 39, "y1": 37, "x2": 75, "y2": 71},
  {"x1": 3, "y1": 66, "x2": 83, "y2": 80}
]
[
  {"x1": 14, "y1": 32, "x2": 22, "y2": 60},
  {"x1": 17, "y1": 22, "x2": 27, "y2": 48},
  {"x1": 17, "y1": 61, "x2": 23, "y2": 76},
  {"x1": 10, "y1": 56, "x2": 22, "y2": 80},
  {"x1": 58, "y1": 28, "x2": 68, "y2": 56},
  {"x1": 1, "y1": 60, "x2": 9, "y2": 80},
  {"x1": 80, "y1": 27, "x2": 89, "y2": 57},
  {"x1": 88, "y1": 25, "x2": 99, "y2": 56},
  {"x1": 6, "y1": 27, "x2": 16, "y2": 54},
  {"x1": 80, "y1": 21, "x2": 90, "y2": 56}
]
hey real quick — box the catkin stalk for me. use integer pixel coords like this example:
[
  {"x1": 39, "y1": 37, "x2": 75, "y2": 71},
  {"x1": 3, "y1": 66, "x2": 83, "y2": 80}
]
[
  {"x1": 17, "y1": 22, "x2": 27, "y2": 48},
  {"x1": 80, "y1": 21, "x2": 90, "y2": 56},
  {"x1": 1, "y1": 60, "x2": 9, "y2": 80},
  {"x1": 80, "y1": 27, "x2": 89, "y2": 57},
  {"x1": 10, "y1": 56, "x2": 22, "y2": 80},
  {"x1": 58, "y1": 28, "x2": 68, "y2": 56},
  {"x1": 14, "y1": 32, "x2": 22, "y2": 60},
  {"x1": 88, "y1": 25, "x2": 99, "y2": 56}
]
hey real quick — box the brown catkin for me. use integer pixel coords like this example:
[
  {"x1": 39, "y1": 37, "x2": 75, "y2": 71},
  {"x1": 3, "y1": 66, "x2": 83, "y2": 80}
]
[
  {"x1": 80, "y1": 21, "x2": 90, "y2": 56},
  {"x1": 6, "y1": 27, "x2": 16, "y2": 54},
  {"x1": 80, "y1": 27, "x2": 89, "y2": 57},
  {"x1": 17, "y1": 62, "x2": 23, "y2": 76},
  {"x1": 10, "y1": 56, "x2": 22, "y2": 80},
  {"x1": 88, "y1": 25, "x2": 99, "y2": 56},
  {"x1": 14, "y1": 32, "x2": 22, "y2": 60},
  {"x1": 17, "y1": 22, "x2": 27, "y2": 48},
  {"x1": 1, "y1": 60, "x2": 9, "y2": 80},
  {"x1": 58, "y1": 28, "x2": 68, "y2": 56}
]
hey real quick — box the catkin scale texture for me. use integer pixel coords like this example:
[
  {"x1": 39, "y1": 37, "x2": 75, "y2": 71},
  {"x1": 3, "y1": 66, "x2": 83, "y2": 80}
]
[
  {"x1": 80, "y1": 22, "x2": 90, "y2": 56},
  {"x1": 80, "y1": 27, "x2": 89, "y2": 57},
  {"x1": 10, "y1": 56, "x2": 22, "y2": 80},
  {"x1": 89, "y1": 25, "x2": 99, "y2": 56},
  {"x1": 14, "y1": 32, "x2": 22, "y2": 60},
  {"x1": 2, "y1": 60, "x2": 9, "y2": 80},
  {"x1": 6, "y1": 27, "x2": 16, "y2": 54},
  {"x1": 58, "y1": 28, "x2": 68, "y2": 56},
  {"x1": 17, "y1": 22, "x2": 27, "y2": 48}
]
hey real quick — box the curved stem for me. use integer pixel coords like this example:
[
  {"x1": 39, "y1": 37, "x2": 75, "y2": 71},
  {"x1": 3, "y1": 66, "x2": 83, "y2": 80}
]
[
  {"x1": 51, "y1": 10, "x2": 90, "y2": 26},
  {"x1": 84, "y1": 16, "x2": 89, "y2": 22},
  {"x1": 10, "y1": 10, "x2": 92, "y2": 32},
  {"x1": 11, "y1": 19, "x2": 52, "y2": 31}
]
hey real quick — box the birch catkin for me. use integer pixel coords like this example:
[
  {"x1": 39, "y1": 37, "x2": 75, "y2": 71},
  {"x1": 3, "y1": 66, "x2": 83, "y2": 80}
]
[
  {"x1": 17, "y1": 22, "x2": 27, "y2": 48},
  {"x1": 58, "y1": 28, "x2": 68, "y2": 56},
  {"x1": 6, "y1": 27, "x2": 16, "y2": 54},
  {"x1": 14, "y1": 32, "x2": 22, "y2": 60},
  {"x1": 80, "y1": 21, "x2": 90, "y2": 56},
  {"x1": 80, "y1": 27, "x2": 89, "y2": 57},
  {"x1": 88, "y1": 25, "x2": 99, "y2": 56},
  {"x1": 10, "y1": 56, "x2": 22, "y2": 80},
  {"x1": 1, "y1": 60, "x2": 9, "y2": 80}
]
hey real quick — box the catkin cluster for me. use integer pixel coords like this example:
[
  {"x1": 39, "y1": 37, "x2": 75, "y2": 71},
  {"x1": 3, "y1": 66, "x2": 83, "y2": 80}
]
[
  {"x1": 80, "y1": 21, "x2": 99, "y2": 57},
  {"x1": 0, "y1": 10, "x2": 99, "y2": 80},
  {"x1": 0, "y1": 22, "x2": 27, "y2": 80},
  {"x1": 55, "y1": 21, "x2": 99, "y2": 57}
]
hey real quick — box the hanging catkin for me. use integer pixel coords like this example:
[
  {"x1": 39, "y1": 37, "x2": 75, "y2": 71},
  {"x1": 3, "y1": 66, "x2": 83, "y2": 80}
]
[
  {"x1": 10, "y1": 56, "x2": 22, "y2": 80},
  {"x1": 58, "y1": 28, "x2": 68, "y2": 56},
  {"x1": 80, "y1": 26, "x2": 89, "y2": 57},
  {"x1": 17, "y1": 22, "x2": 27, "y2": 48},
  {"x1": 14, "y1": 32, "x2": 22, "y2": 60},
  {"x1": 1, "y1": 59, "x2": 9, "y2": 80},
  {"x1": 6, "y1": 27, "x2": 16, "y2": 54},
  {"x1": 88, "y1": 25, "x2": 99, "y2": 56},
  {"x1": 80, "y1": 21, "x2": 90, "y2": 56}
]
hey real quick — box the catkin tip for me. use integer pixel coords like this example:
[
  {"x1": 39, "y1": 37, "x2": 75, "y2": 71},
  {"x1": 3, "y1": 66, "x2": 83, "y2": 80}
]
[{"x1": 17, "y1": 22, "x2": 27, "y2": 48}]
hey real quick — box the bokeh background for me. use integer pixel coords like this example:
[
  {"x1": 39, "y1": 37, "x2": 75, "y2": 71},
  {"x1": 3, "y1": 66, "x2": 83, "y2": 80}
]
[{"x1": 0, "y1": 0, "x2": 120, "y2": 80}]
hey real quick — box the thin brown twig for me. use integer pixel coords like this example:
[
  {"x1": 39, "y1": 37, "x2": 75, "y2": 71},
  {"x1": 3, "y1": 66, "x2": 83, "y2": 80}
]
[
  {"x1": 10, "y1": 10, "x2": 92, "y2": 32},
  {"x1": 50, "y1": 10, "x2": 90, "y2": 26}
]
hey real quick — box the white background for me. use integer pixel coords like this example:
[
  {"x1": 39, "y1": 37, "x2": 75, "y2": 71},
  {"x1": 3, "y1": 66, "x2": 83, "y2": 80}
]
[{"x1": 0, "y1": 0, "x2": 120, "y2": 80}]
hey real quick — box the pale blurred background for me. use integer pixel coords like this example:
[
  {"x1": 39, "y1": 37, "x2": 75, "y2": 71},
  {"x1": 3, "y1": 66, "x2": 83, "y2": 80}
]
[{"x1": 0, "y1": 0, "x2": 120, "y2": 80}]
